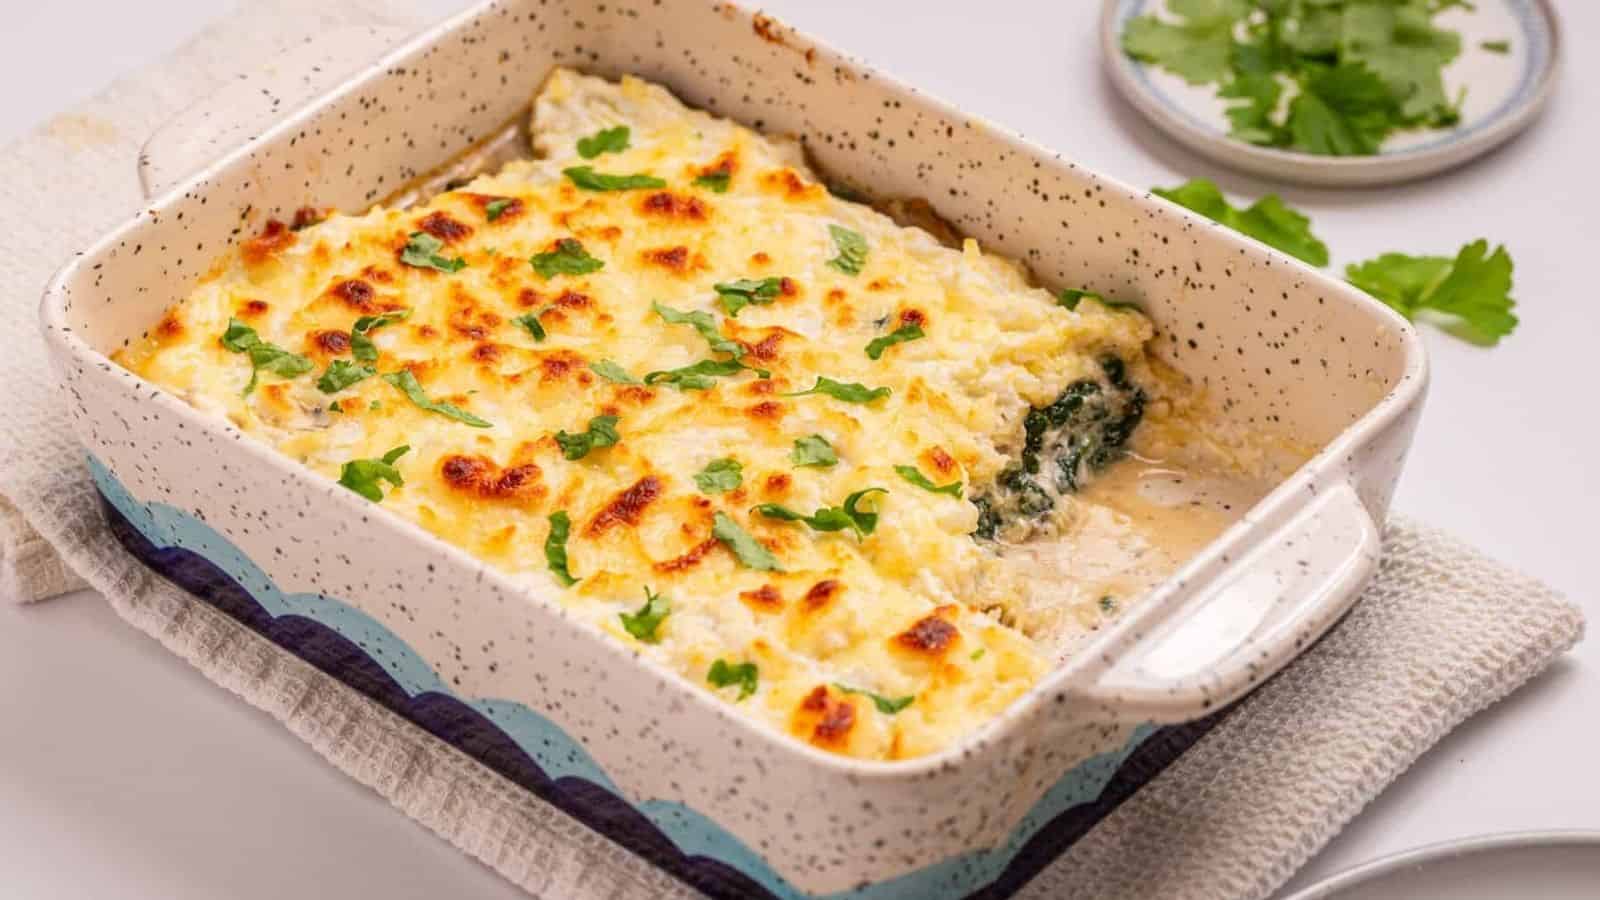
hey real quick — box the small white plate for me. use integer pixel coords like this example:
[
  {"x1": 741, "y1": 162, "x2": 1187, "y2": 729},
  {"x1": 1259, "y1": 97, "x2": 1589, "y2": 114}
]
[
  {"x1": 1100, "y1": 0, "x2": 1562, "y2": 187},
  {"x1": 1282, "y1": 831, "x2": 1600, "y2": 899}
]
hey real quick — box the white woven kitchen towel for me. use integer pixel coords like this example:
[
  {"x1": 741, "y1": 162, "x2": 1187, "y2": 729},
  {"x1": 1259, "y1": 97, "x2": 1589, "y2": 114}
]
[{"x1": 0, "y1": 4, "x2": 1584, "y2": 900}]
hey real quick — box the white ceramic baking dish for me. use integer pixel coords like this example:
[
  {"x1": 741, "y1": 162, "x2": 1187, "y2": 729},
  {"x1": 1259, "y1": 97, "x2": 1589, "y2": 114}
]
[{"x1": 39, "y1": 2, "x2": 1427, "y2": 897}]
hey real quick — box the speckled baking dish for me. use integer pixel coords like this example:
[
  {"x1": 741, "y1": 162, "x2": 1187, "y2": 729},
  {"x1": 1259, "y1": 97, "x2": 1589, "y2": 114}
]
[{"x1": 39, "y1": 2, "x2": 1427, "y2": 897}]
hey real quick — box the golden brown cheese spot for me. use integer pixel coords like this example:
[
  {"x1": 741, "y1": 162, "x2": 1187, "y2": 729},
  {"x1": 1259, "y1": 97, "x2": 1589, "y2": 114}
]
[
  {"x1": 758, "y1": 168, "x2": 824, "y2": 202},
  {"x1": 762, "y1": 473, "x2": 791, "y2": 498},
  {"x1": 746, "y1": 379, "x2": 777, "y2": 396},
  {"x1": 155, "y1": 310, "x2": 185, "y2": 342},
  {"x1": 418, "y1": 211, "x2": 473, "y2": 244},
  {"x1": 641, "y1": 245, "x2": 704, "y2": 275},
  {"x1": 538, "y1": 349, "x2": 587, "y2": 382},
  {"x1": 290, "y1": 206, "x2": 328, "y2": 231},
  {"x1": 739, "y1": 583, "x2": 783, "y2": 611},
  {"x1": 746, "y1": 400, "x2": 785, "y2": 422},
  {"x1": 309, "y1": 330, "x2": 351, "y2": 356},
  {"x1": 241, "y1": 220, "x2": 296, "y2": 267},
  {"x1": 700, "y1": 150, "x2": 739, "y2": 180},
  {"x1": 239, "y1": 299, "x2": 270, "y2": 318},
  {"x1": 328, "y1": 278, "x2": 378, "y2": 313},
  {"x1": 587, "y1": 476, "x2": 663, "y2": 537},
  {"x1": 638, "y1": 191, "x2": 709, "y2": 222},
  {"x1": 415, "y1": 323, "x2": 440, "y2": 340},
  {"x1": 749, "y1": 331, "x2": 785, "y2": 362},
  {"x1": 824, "y1": 288, "x2": 847, "y2": 306},
  {"x1": 554, "y1": 290, "x2": 592, "y2": 311},
  {"x1": 359, "y1": 265, "x2": 395, "y2": 285},
  {"x1": 867, "y1": 279, "x2": 893, "y2": 292},
  {"x1": 894, "y1": 610, "x2": 960, "y2": 656},
  {"x1": 587, "y1": 224, "x2": 624, "y2": 244},
  {"x1": 470, "y1": 342, "x2": 503, "y2": 364},
  {"x1": 447, "y1": 289, "x2": 502, "y2": 340},
  {"x1": 749, "y1": 251, "x2": 771, "y2": 267},
  {"x1": 899, "y1": 308, "x2": 928, "y2": 329},
  {"x1": 439, "y1": 455, "x2": 545, "y2": 503},
  {"x1": 923, "y1": 446, "x2": 957, "y2": 477},
  {"x1": 793, "y1": 686, "x2": 856, "y2": 751},
  {"x1": 516, "y1": 288, "x2": 544, "y2": 309},
  {"x1": 613, "y1": 385, "x2": 658, "y2": 407},
  {"x1": 802, "y1": 579, "x2": 843, "y2": 610},
  {"x1": 465, "y1": 193, "x2": 525, "y2": 223},
  {"x1": 654, "y1": 536, "x2": 720, "y2": 574}
]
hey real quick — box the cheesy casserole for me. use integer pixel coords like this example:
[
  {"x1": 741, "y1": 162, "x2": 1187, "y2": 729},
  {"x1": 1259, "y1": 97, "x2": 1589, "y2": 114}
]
[{"x1": 119, "y1": 68, "x2": 1240, "y2": 761}]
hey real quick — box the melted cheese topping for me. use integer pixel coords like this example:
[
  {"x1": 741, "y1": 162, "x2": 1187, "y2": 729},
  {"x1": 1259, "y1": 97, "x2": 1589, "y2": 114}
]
[{"x1": 119, "y1": 68, "x2": 1173, "y2": 761}]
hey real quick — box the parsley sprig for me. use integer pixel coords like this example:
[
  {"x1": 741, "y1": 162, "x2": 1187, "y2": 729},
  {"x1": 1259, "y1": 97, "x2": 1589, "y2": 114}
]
[
  {"x1": 381, "y1": 370, "x2": 492, "y2": 427},
  {"x1": 712, "y1": 512, "x2": 782, "y2": 571},
  {"x1": 351, "y1": 309, "x2": 410, "y2": 362},
  {"x1": 894, "y1": 464, "x2": 963, "y2": 498},
  {"x1": 564, "y1": 166, "x2": 666, "y2": 192},
  {"x1": 707, "y1": 659, "x2": 759, "y2": 700},
  {"x1": 577, "y1": 125, "x2": 630, "y2": 159},
  {"x1": 619, "y1": 587, "x2": 670, "y2": 642},
  {"x1": 531, "y1": 238, "x2": 604, "y2": 279},
  {"x1": 400, "y1": 232, "x2": 467, "y2": 273},
  {"x1": 753, "y1": 487, "x2": 886, "y2": 540},
  {"x1": 337, "y1": 445, "x2": 409, "y2": 502},
  {"x1": 545, "y1": 511, "x2": 579, "y2": 586},
  {"x1": 219, "y1": 319, "x2": 313, "y2": 396},
  {"x1": 555, "y1": 414, "x2": 621, "y2": 460},
  {"x1": 714, "y1": 277, "x2": 785, "y2": 317},
  {"x1": 693, "y1": 458, "x2": 743, "y2": 494},
  {"x1": 834, "y1": 683, "x2": 915, "y2": 715},
  {"x1": 864, "y1": 323, "x2": 925, "y2": 360},
  {"x1": 783, "y1": 376, "x2": 890, "y2": 404},
  {"x1": 826, "y1": 224, "x2": 868, "y2": 275}
]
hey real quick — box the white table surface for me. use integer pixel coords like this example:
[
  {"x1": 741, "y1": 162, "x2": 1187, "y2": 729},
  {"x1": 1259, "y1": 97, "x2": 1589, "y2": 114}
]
[{"x1": 2, "y1": 1, "x2": 1595, "y2": 897}]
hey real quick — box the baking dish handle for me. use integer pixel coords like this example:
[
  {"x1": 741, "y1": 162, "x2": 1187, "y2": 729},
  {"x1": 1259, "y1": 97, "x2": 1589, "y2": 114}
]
[
  {"x1": 1071, "y1": 481, "x2": 1381, "y2": 724},
  {"x1": 139, "y1": 25, "x2": 410, "y2": 200}
]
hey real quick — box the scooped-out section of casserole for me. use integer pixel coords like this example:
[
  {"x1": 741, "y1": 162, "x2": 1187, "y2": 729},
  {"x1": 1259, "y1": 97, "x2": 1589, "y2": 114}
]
[{"x1": 115, "y1": 68, "x2": 1304, "y2": 761}]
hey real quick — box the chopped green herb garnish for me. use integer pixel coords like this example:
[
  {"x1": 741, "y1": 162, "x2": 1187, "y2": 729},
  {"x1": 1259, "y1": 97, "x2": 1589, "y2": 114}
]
[
  {"x1": 790, "y1": 434, "x2": 838, "y2": 468},
  {"x1": 714, "y1": 277, "x2": 785, "y2": 316},
  {"x1": 894, "y1": 464, "x2": 963, "y2": 498},
  {"x1": 545, "y1": 511, "x2": 579, "y2": 586},
  {"x1": 590, "y1": 359, "x2": 641, "y2": 384},
  {"x1": 753, "y1": 487, "x2": 886, "y2": 540},
  {"x1": 833, "y1": 684, "x2": 915, "y2": 715},
  {"x1": 970, "y1": 648, "x2": 987, "y2": 661},
  {"x1": 693, "y1": 172, "x2": 731, "y2": 193},
  {"x1": 219, "y1": 318, "x2": 313, "y2": 396},
  {"x1": 1056, "y1": 289, "x2": 1140, "y2": 312},
  {"x1": 864, "y1": 323, "x2": 925, "y2": 360},
  {"x1": 576, "y1": 125, "x2": 631, "y2": 159},
  {"x1": 783, "y1": 376, "x2": 890, "y2": 404},
  {"x1": 317, "y1": 359, "x2": 377, "y2": 394},
  {"x1": 563, "y1": 166, "x2": 666, "y2": 192},
  {"x1": 619, "y1": 587, "x2": 670, "y2": 642},
  {"x1": 555, "y1": 414, "x2": 621, "y2": 460},
  {"x1": 826, "y1": 224, "x2": 868, "y2": 275},
  {"x1": 651, "y1": 301, "x2": 747, "y2": 360},
  {"x1": 337, "y1": 445, "x2": 409, "y2": 502},
  {"x1": 1346, "y1": 239, "x2": 1517, "y2": 346},
  {"x1": 329, "y1": 401, "x2": 344, "y2": 413},
  {"x1": 644, "y1": 358, "x2": 746, "y2": 391},
  {"x1": 512, "y1": 310, "x2": 548, "y2": 342},
  {"x1": 712, "y1": 511, "x2": 782, "y2": 571},
  {"x1": 381, "y1": 370, "x2": 492, "y2": 427},
  {"x1": 1481, "y1": 40, "x2": 1511, "y2": 54},
  {"x1": 707, "y1": 658, "x2": 759, "y2": 700},
  {"x1": 399, "y1": 231, "x2": 467, "y2": 273},
  {"x1": 350, "y1": 309, "x2": 411, "y2": 363},
  {"x1": 1153, "y1": 179, "x2": 1330, "y2": 267},
  {"x1": 693, "y1": 458, "x2": 744, "y2": 494},
  {"x1": 484, "y1": 198, "x2": 515, "y2": 221},
  {"x1": 530, "y1": 238, "x2": 604, "y2": 279}
]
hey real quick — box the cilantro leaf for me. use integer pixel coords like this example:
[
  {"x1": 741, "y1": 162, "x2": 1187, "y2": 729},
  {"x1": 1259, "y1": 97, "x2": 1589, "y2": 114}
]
[
  {"x1": 563, "y1": 166, "x2": 666, "y2": 192},
  {"x1": 706, "y1": 659, "x2": 759, "y2": 700},
  {"x1": 316, "y1": 359, "x2": 377, "y2": 394},
  {"x1": 826, "y1": 224, "x2": 868, "y2": 275},
  {"x1": 218, "y1": 318, "x2": 313, "y2": 396},
  {"x1": 864, "y1": 323, "x2": 925, "y2": 360},
  {"x1": 643, "y1": 358, "x2": 746, "y2": 391},
  {"x1": 894, "y1": 464, "x2": 963, "y2": 498},
  {"x1": 694, "y1": 458, "x2": 744, "y2": 494},
  {"x1": 399, "y1": 232, "x2": 467, "y2": 273},
  {"x1": 1341, "y1": 3, "x2": 1462, "y2": 125},
  {"x1": 1286, "y1": 63, "x2": 1397, "y2": 157},
  {"x1": 484, "y1": 198, "x2": 515, "y2": 222},
  {"x1": 783, "y1": 376, "x2": 891, "y2": 404},
  {"x1": 555, "y1": 414, "x2": 621, "y2": 460},
  {"x1": 350, "y1": 309, "x2": 410, "y2": 363},
  {"x1": 753, "y1": 487, "x2": 886, "y2": 540},
  {"x1": 381, "y1": 370, "x2": 492, "y2": 427},
  {"x1": 545, "y1": 511, "x2": 579, "y2": 586},
  {"x1": 833, "y1": 684, "x2": 915, "y2": 715},
  {"x1": 693, "y1": 172, "x2": 731, "y2": 193},
  {"x1": 337, "y1": 445, "x2": 408, "y2": 502},
  {"x1": 1153, "y1": 178, "x2": 1330, "y2": 267},
  {"x1": 714, "y1": 277, "x2": 785, "y2": 316},
  {"x1": 512, "y1": 310, "x2": 548, "y2": 342},
  {"x1": 1120, "y1": 0, "x2": 1250, "y2": 86},
  {"x1": 619, "y1": 587, "x2": 670, "y2": 642},
  {"x1": 1346, "y1": 240, "x2": 1517, "y2": 345},
  {"x1": 576, "y1": 125, "x2": 630, "y2": 159},
  {"x1": 712, "y1": 512, "x2": 782, "y2": 571},
  {"x1": 790, "y1": 434, "x2": 838, "y2": 468},
  {"x1": 530, "y1": 238, "x2": 604, "y2": 279},
  {"x1": 1220, "y1": 72, "x2": 1285, "y2": 146},
  {"x1": 590, "y1": 359, "x2": 640, "y2": 384}
]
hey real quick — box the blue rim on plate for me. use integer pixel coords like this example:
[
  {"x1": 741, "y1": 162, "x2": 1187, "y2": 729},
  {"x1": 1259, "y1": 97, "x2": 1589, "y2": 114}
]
[{"x1": 1100, "y1": 0, "x2": 1562, "y2": 187}]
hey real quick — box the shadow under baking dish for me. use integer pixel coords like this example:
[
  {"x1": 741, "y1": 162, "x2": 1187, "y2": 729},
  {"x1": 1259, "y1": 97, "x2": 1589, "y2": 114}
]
[{"x1": 94, "y1": 454, "x2": 1226, "y2": 900}]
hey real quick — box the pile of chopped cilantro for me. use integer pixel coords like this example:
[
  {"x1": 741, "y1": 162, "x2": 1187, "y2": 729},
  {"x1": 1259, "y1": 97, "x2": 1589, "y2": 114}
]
[{"x1": 1122, "y1": 0, "x2": 1486, "y2": 156}]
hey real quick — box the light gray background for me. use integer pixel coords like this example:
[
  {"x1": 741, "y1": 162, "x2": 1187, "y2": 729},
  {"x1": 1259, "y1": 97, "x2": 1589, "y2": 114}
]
[{"x1": 2, "y1": 1, "x2": 1595, "y2": 898}]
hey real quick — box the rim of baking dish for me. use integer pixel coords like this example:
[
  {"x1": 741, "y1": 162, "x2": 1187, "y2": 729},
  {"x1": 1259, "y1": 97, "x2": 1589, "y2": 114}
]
[{"x1": 39, "y1": 0, "x2": 1428, "y2": 779}]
